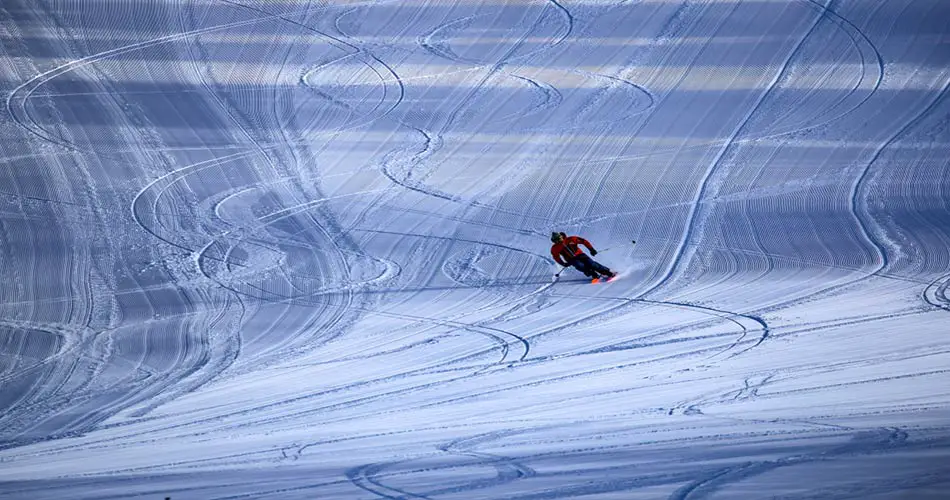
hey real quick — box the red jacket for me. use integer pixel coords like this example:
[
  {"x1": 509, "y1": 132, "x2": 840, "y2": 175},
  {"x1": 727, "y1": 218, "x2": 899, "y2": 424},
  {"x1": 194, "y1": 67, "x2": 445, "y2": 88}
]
[{"x1": 551, "y1": 236, "x2": 595, "y2": 266}]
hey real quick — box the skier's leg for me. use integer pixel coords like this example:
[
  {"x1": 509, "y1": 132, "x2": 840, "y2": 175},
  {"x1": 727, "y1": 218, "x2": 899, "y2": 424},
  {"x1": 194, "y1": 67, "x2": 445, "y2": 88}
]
[
  {"x1": 572, "y1": 261, "x2": 595, "y2": 278},
  {"x1": 590, "y1": 259, "x2": 614, "y2": 277},
  {"x1": 571, "y1": 256, "x2": 597, "y2": 278}
]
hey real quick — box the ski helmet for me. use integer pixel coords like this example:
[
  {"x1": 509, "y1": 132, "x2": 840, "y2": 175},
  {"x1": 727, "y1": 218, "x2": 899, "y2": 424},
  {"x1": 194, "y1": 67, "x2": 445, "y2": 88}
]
[{"x1": 551, "y1": 232, "x2": 563, "y2": 242}]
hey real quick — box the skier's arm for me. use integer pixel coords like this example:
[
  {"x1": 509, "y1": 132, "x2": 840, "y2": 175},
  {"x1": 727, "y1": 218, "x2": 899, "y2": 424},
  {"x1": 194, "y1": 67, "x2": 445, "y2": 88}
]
[
  {"x1": 574, "y1": 237, "x2": 596, "y2": 254},
  {"x1": 551, "y1": 247, "x2": 568, "y2": 266}
]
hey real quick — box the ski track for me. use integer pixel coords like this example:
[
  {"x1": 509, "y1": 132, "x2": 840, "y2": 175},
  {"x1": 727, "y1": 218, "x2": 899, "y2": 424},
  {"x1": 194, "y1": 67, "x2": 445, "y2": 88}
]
[{"x1": 1, "y1": 0, "x2": 949, "y2": 498}]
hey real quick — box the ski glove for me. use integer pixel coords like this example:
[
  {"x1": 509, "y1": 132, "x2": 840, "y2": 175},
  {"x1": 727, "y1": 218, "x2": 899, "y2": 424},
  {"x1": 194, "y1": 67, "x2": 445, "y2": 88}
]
[{"x1": 590, "y1": 249, "x2": 598, "y2": 256}]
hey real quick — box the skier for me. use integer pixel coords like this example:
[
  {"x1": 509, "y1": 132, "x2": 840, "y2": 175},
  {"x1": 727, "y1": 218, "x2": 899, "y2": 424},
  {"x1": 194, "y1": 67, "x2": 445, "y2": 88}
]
[{"x1": 550, "y1": 232, "x2": 617, "y2": 281}]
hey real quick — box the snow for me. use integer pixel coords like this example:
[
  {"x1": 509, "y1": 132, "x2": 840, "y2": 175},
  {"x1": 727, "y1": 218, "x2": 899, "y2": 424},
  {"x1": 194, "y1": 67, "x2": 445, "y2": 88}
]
[{"x1": 1, "y1": 0, "x2": 949, "y2": 498}]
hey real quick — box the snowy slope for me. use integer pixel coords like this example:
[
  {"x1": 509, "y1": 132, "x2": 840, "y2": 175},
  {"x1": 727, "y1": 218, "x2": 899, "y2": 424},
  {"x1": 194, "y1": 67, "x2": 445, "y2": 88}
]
[{"x1": 1, "y1": 0, "x2": 949, "y2": 498}]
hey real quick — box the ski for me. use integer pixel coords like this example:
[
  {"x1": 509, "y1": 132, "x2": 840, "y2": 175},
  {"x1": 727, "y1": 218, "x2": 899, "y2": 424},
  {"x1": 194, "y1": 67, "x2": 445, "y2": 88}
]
[{"x1": 591, "y1": 274, "x2": 619, "y2": 284}]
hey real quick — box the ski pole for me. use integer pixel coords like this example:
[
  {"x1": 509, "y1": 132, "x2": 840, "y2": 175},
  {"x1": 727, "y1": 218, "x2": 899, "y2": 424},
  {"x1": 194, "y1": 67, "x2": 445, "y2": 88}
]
[{"x1": 596, "y1": 240, "x2": 636, "y2": 254}]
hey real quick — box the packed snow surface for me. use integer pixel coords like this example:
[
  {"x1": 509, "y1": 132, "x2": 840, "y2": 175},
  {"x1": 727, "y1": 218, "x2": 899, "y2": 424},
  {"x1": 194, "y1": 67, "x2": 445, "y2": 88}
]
[{"x1": 1, "y1": 0, "x2": 949, "y2": 498}]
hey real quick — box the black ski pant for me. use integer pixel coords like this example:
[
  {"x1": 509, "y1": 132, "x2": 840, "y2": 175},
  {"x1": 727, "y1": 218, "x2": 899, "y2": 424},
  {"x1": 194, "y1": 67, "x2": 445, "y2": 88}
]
[{"x1": 568, "y1": 254, "x2": 611, "y2": 278}]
